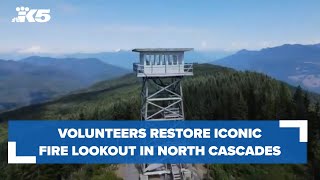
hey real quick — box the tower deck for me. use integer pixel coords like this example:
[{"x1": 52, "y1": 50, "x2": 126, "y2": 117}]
[
  {"x1": 132, "y1": 48, "x2": 193, "y2": 78},
  {"x1": 133, "y1": 63, "x2": 193, "y2": 77}
]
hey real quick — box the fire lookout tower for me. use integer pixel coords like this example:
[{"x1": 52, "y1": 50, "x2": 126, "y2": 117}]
[
  {"x1": 133, "y1": 48, "x2": 193, "y2": 121},
  {"x1": 133, "y1": 48, "x2": 194, "y2": 179}
]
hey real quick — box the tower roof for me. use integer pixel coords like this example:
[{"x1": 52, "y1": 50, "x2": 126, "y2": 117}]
[{"x1": 132, "y1": 48, "x2": 193, "y2": 52}]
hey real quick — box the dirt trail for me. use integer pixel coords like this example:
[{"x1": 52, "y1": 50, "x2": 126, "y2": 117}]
[{"x1": 116, "y1": 164, "x2": 140, "y2": 180}]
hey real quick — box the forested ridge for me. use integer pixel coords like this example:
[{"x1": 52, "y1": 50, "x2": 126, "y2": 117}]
[{"x1": 0, "y1": 64, "x2": 319, "y2": 179}]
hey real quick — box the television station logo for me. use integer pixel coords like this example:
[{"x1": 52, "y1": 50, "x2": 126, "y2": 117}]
[{"x1": 12, "y1": 6, "x2": 51, "y2": 23}]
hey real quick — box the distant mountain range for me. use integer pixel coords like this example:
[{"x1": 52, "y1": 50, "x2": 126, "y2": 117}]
[
  {"x1": 213, "y1": 44, "x2": 320, "y2": 93},
  {"x1": 2, "y1": 43, "x2": 320, "y2": 111},
  {"x1": 0, "y1": 50, "x2": 233, "y2": 70},
  {"x1": 64, "y1": 50, "x2": 232, "y2": 69},
  {"x1": 0, "y1": 50, "x2": 231, "y2": 111},
  {"x1": 0, "y1": 56, "x2": 128, "y2": 111}
]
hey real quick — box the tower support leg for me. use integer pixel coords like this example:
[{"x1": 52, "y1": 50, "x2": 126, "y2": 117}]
[
  {"x1": 141, "y1": 77, "x2": 185, "y2": 121},
  {"x1": 139, "y1": 77, "x2": 193, "y2": 179}
]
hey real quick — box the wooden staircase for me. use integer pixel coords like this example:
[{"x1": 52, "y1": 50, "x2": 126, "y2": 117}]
[{"x1": 171, "y1": 164, "x2": 183, "y2": 180}]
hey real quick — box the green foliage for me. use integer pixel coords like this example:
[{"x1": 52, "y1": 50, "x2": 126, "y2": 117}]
[{"x1": 0, "y1": 64, "x2": 319, "y2": 179}]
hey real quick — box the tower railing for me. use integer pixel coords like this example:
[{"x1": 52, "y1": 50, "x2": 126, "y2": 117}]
[{"x1": 133, "y1": 63, "x2": 193, "y2": 77}]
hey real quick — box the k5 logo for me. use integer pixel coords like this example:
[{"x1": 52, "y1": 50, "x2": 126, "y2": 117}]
[{"x1": 12, "y1": 7, "x2": 51, "y2": 23}]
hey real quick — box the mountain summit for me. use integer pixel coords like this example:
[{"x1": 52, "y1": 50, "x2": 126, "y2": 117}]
[
  {"x1": 213, "y1": 44, "x2": 320, "y2": 93},
  {"x1": 0, "y1": 56, "x2": 128, "y2": 111}
]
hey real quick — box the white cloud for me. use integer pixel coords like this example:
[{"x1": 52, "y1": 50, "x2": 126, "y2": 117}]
[
  {"x1": 17, "y1": 46, "x2": 43, "y2": 54},
  {"x1": 201, "y1": 40, "x2": 207, "y2": 48},
  {"x1": 300, "y1": 38, "x2": 320, "y2": 45},
  {"x1": 259, "y1": 41, "x2": 272, "y2": 47},
  {"x1": 225, "y1": 41, "x2": 250, "y2": 51}
]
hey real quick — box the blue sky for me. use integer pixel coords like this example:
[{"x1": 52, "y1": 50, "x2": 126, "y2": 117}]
[{"x1": 0, "y1": 0, "x2": 320, "y2": 53}]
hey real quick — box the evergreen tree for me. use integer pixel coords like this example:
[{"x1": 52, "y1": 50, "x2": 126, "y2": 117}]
[{"x1": 293, "y1": 86, "x2": 306, "y2": 118}]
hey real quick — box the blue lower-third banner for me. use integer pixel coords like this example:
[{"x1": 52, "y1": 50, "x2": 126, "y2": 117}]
[{"x1": 8, "y1": 120, "x2": 307, "y2": 164}]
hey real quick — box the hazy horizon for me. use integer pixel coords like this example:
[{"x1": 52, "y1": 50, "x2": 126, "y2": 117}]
[{"x1": 1, "y1": 0, "x2": 320, "y2": 53}]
